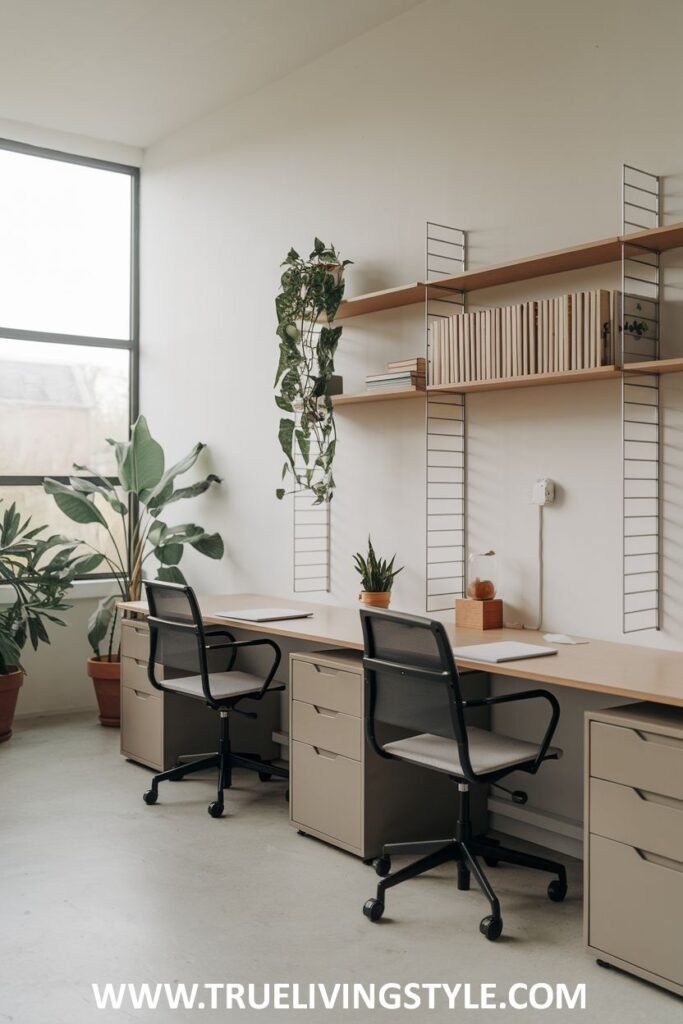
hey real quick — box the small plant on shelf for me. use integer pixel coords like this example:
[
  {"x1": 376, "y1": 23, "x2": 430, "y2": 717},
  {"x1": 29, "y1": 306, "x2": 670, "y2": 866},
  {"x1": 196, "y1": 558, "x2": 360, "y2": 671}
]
[
  {"x1": 353, "y1": 536, "x2": 403, "y2": 609},
  {"x1": 274, "y1": 238, "x2": 352, "y2": 505}
]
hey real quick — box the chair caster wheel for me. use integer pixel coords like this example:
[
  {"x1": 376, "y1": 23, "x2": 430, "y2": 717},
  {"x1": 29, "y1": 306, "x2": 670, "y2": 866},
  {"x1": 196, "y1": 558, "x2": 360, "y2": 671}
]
[
  {"x1": 480, "y1": 915, "x2": 503, "y2": 941},
  {"x1": 143, "y1": 790, "x2": 157, "y2": 805},
  {"x1": 258, "y1": 771, "x2": 273, "y2": 782},
  {"x1": 374, "y1": 856, "x2": 391, "y2": 877},
  {"x1": 208, "y1": 801, "x2": 224, "y2": 818},
  {"x1": 363, "y1": 898, "x2": 385, "y2": 922},
  {"x1": 547, "y1": 878, "x2": 567, "y2": 902},
  {"x1": 483, "y1": 855, "x2": 499, "y2": 867}
]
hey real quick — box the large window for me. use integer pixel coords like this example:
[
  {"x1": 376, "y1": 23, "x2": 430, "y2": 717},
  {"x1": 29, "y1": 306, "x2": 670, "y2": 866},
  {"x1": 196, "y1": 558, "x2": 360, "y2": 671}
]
[{"x1": 0, "y1": 140, "x2": 138, "y2": 573}]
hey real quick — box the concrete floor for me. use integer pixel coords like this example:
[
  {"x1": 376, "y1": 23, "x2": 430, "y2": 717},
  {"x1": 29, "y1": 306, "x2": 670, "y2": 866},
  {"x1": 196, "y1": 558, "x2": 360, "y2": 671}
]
[{"x1": 1, "y1": 713, "x2": 680, "y2": 1023}]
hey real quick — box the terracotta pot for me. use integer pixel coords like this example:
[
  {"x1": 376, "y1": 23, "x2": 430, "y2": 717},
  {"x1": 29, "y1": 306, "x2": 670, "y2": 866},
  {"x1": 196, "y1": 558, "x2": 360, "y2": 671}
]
[
  {"x1": 359, "y1": 591, "x2": 392, "y2": 609},
  {"x1": 0, "y1": 668, "x2": 23, "y2": 743},
  {"x1": 86, "y1": 656, "x2": 121, "y2": 727}
]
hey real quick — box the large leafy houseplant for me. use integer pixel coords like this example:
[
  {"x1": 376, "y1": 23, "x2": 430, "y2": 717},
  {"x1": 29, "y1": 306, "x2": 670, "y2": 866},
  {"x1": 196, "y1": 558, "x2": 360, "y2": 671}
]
[
  {"x1": 0, "y1": 500, "x2": 84, "y2": 741},
  {"x1": 44, "y1": 415, "x2": 224, "y2": 660},
  {"x1": 275, "y1": 238, "x2": 351, "y2": 505},
  {"x1": 0, "y1": 501, "x2": 83, "y2": 671}
]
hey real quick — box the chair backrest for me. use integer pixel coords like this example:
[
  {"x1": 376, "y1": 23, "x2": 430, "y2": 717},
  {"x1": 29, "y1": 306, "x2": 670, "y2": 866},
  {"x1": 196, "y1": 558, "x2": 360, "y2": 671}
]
[
  {"x1": 360, "y1": 607, "x2": 475, "y2": 781},
  {"x1": 144, "y1": 580, "x2": 211, "y2": 699}
]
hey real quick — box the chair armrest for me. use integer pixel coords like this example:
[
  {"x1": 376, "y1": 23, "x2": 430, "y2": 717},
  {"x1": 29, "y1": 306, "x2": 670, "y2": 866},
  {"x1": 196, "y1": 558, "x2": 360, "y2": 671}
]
[
  {"x1": 215, "y1": 637, "x2": 282, "y2": 701},
  {"x1": 202, "y1": 628, "x2": 238, "y2": 671},
  {"x1": 462, "y1": 689, "x2": 560, "y2": 774}
]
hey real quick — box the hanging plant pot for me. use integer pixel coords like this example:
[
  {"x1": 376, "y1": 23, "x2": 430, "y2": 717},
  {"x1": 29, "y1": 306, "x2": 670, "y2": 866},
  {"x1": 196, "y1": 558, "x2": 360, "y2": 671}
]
[
  {"x1": 359, "y1": 591, "x2": 392, "y2": 609},
  {"x1": 0, "y1": 668, "x2": 23, "y2": 743},
  {"x1": 87, "y1": 656, "x2": 121, "y2": 727}
]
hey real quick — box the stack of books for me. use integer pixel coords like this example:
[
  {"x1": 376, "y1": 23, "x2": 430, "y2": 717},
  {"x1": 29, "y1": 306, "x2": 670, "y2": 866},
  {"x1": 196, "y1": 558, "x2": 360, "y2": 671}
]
[
  {"x1": 429, "y1": 290, "x2": 617, "y2": 386},
  {"x1": 366, "y1": 357, "x2": 426, "y2": 392}
]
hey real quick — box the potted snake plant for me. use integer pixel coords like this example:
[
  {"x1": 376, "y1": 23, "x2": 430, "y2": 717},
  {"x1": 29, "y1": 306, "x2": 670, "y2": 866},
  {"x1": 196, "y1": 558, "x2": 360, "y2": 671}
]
[
  {"x1": 353, "y1": 537, "x2": 403, "y2": 609},
  {"x1": 0, "y1": 501, "x2": 83, "y2": 742},
  {"x1": 44, "y1": 415, "x2": 225, "y2": 726}
]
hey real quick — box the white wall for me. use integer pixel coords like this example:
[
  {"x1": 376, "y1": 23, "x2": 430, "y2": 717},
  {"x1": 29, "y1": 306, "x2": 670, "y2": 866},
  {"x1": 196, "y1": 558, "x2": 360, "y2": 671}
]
[{"x1": 139, "y1": 0, "x2": 683, "y2": 850}]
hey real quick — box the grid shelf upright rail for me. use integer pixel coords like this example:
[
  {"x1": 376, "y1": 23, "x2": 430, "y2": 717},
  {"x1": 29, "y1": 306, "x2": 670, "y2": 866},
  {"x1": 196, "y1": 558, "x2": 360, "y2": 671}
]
[
  {"x1": 292, "y1": 321, "x2": 331, "y2": 594},
  {"x1": 425, "y1": 222, "x2": 468, "y2": 613},
  {"x1": 621, "y1": 165, "x2": 661, "y2": 632}
]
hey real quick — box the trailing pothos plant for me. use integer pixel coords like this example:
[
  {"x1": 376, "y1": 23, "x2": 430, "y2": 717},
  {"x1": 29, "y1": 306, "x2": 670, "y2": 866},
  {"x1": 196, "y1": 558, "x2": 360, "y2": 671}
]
[
  {"x1": 275, "y1": 238, "x2": 351, "y2": 505},
  {"x1": 44, "y1": 416, "x2": 224, "y2": 661}
]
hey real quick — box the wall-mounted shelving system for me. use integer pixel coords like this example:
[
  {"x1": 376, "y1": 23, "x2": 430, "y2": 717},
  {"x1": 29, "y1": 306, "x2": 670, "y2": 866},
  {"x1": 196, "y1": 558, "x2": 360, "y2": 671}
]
[
  {"x1": 336, "y1": 221, "x2": 683, "y2": 321},
  {"x1": 327, "y1": 166, "x2": 683, "y2": 631},
  {"x1": 620, "y1": 165, "x2": 662, "y2": 633}
]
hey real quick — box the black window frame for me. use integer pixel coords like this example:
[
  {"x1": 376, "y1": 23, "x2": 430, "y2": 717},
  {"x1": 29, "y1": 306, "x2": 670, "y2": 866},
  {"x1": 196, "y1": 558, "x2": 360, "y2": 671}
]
[{"x1": 0, "y1": 138, "x2": 140, "y2": 580}]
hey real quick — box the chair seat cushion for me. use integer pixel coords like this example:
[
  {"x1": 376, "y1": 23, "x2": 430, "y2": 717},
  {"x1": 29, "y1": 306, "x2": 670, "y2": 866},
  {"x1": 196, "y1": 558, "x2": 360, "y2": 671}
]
[
  {"x1": 161, "y1": 671, "x2": 274, "y2": 701},
  {"x1": 382, "y1": 727, "x2": 562, "y2": 778}
]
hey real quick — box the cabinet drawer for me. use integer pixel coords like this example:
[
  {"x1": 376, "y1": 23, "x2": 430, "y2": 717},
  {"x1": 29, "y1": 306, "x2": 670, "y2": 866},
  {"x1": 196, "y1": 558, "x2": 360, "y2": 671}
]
[
  {"x1": 121, "y1": 655, "x2": 161, "y2": 698},
  {"x1": 121, "y1": 685, "x2": 163, "y2": 769},
  {"x1": 120, "y1": 619, "x2": 151, "y2": 661},
  {"x1": 590, "y1": 721, "x2": 683, "y2": 801},
  {"x1": 291, "y1": 657, "x2": 362, "y2": 717},
  {"x1": 291, "y1": 739, "x2": 362, "y2": 850},
  {"x1": 590, "y1": 777, "x2": 683, "y2": 862},
  {"x1": 589, "y1": 834, "x2": 683, "y2": 986},
  {"x1": 292, "y1": 699, "x2": 362, "y2": 761}
]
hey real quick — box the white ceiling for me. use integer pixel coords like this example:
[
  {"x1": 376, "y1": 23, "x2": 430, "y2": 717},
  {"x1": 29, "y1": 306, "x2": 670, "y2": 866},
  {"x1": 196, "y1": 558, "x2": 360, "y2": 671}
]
[{"x1": 0, "y1": 0, "x2": 423, "y2": 149}]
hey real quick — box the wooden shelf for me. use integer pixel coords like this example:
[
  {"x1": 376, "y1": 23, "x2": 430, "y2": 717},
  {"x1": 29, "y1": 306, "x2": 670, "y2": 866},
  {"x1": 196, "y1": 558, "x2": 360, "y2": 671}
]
[
  {"x1": 625, "y1": 357, "x2": 683, "y2": 376},
  {"x1": 430, "y1": 366, "x2": 622, "y2": 395},
  {"x1": 337, "y1": 221, "x2": 683, "y2": 321},
  {"x1": 333, "y1": 368, "x2": 623, "y2": 406},
  {"x1": 333, "y1": 386, "x2": 426, "y2": 407}
]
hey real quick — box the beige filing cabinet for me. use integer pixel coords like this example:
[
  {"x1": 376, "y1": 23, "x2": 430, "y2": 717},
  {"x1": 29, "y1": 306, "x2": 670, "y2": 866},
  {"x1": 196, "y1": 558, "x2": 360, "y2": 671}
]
[
  {"x1": 585, "y1": 703, "x2": 683, "y2": 996},
  {"x1": 289, "y1": 649, "x2": 488, "y2": 861},
  {"x1": 120, "y1": 617, "x2": 279, "y2": 772}
]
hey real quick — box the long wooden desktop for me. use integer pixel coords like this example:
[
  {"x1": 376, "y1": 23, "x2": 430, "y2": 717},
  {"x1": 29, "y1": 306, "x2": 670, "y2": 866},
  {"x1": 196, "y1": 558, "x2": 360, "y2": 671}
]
[
  {"x1": 119, "y1": 592, "x2": 683, "y2": 993},
  {"x1": 119, "y1": 591, "x2": 683, "y2": 707}
]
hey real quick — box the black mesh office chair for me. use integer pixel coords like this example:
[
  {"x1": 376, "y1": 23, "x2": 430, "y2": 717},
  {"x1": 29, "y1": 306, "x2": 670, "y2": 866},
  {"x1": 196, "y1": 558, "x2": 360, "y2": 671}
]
[
  {"x1": 360, "y1": 607, "x2": 566, "y2": 940},
  {"x1": 142, "y1": 581, "x2": 288, "y2": 818}
]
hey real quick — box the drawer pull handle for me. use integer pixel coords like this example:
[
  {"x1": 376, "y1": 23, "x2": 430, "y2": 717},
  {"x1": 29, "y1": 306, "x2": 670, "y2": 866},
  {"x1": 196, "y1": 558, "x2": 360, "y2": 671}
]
[
  {"x1": 313, "y1": 664, "x2": 341, "y2": 676},
  {"x1": 634, "y1": 787, "x2": 683, "y2": 811},
  {"x1": 313, "y1": 705, "x2": 338, "y2": 718},
  {"x1": 634, "y1": 728, "x2": 683, "y2": 751},
  {"x1": 635, "y1": 847, "x2": 683, "y2": 874},
  {"x1": 313, "y1": 746, "x2": 337, "y2": 760},
  {"x1": 133, "y1": 689, "x2": 151, "y2": 699}
]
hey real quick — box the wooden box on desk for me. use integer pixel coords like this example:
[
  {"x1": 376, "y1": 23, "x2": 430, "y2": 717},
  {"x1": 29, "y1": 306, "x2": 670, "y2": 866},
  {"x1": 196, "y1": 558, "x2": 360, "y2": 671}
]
[{"x1": 455, "y1": 598, "x2": 503, "y2": 630}]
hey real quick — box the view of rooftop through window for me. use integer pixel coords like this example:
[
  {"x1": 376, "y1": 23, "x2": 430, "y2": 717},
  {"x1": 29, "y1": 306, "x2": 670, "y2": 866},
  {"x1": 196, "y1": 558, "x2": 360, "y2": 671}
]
[{"x1": 0, "y1": 142, "x2": 138, "y2": 573}]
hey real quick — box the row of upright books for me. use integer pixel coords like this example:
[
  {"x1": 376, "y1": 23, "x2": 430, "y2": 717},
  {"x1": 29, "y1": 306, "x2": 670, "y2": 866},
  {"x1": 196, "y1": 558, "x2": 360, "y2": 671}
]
[
  {"x1": 429, "y1": 290, "x2": 617, "y2": 386},
  {"x1": 366, "y1": 357, "x2": 426, "y2": 392}
]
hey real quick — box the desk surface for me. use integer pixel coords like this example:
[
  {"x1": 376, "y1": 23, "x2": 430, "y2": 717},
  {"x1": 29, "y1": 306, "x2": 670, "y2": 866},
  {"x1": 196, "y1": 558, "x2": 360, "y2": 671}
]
[{"x1": 119, "y1": 592, "x2": 683, "y2": 708}]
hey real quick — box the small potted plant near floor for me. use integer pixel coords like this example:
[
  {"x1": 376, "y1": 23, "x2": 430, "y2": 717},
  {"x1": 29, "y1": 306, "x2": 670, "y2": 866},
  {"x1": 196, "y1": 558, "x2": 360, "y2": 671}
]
[
  {"x1": 0, "y1": 501, "x2": 82, "y2": 742},
  {"x1": 353, "y1": 537, "x2": 403, "y2": 609},
  {"x1": 44, "y1": 415, "x2": 225, "y2": 727}
]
